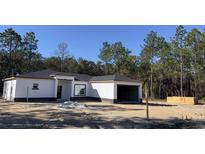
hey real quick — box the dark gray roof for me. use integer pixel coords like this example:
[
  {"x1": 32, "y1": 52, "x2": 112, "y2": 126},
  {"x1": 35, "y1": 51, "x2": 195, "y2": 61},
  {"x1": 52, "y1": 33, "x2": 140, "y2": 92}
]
[
  {"x1": 90, "y1": 75, "x2": 138, "y2": 82},
  {"x1": 52, "y1": 72, "x2": 92, "y2": 81},
  {"x1": 17, "y1": 69, "x2": 57, "y2": 79},
  {"x1": 16, "y1": 70, "x2": 138, "y2": 82},
  {"x1": 16, "y1": 69, "x2": 92, "y2": 81}
]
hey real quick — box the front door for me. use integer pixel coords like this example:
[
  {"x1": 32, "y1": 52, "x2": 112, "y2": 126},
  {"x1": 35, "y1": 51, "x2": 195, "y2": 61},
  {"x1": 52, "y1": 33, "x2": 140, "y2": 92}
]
[{"x1": 57, "y1": 85, "x2": 62, "y2": 99}]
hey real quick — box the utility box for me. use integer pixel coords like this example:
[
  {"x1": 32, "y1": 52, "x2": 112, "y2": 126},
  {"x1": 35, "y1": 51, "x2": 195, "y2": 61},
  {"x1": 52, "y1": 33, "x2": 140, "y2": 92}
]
[{"x1": 167, "y1": 96, "x2": 198, "y2": 105}]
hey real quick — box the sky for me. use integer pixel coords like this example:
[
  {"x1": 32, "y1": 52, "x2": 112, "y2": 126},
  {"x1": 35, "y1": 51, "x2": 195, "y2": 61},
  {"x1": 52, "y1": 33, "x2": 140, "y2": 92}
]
[{"x1": 0, "y1": 25, "x2": 204, "y2": 61}]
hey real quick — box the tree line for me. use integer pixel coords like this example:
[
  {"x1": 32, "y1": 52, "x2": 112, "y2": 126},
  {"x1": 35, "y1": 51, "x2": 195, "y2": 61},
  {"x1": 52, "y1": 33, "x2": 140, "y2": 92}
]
[{"x1": 0, "y1": 26, "x2": 205, "y2": 100}]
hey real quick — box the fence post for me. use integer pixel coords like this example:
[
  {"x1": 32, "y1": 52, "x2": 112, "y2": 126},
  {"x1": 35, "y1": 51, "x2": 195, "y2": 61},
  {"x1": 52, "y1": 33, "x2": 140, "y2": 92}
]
[
  {"x1": 26, "y1": 86, "x2": 29, "y2": 102},
  {"x1": 145, "y1": 83, "x2": 149, "y2": 120}
]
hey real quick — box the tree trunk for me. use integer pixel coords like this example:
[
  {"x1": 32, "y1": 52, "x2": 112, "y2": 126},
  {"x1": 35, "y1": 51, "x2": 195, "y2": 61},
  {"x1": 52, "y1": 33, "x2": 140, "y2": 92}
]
[
  {"x1": 145, "y1": 83, "x2": 149, "y2": 120},
  {"x1": 180, "y1": 61, "x2": 183, "y2": 96},
  {"x1": 105, "y1": 63, "x2": 109, "y2": 74},
  {"x1": 150, "y1": 64, "x2": 153, "y2": 100},
  {"x1": 159, "y1": 82, "x2": 161, "y2": 99}
]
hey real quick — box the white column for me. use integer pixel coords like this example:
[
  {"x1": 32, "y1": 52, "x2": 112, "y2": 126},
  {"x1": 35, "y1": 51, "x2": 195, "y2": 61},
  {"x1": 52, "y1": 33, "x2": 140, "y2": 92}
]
[
  {"x1": 114, "y1": 82, "x2": 117, "y2": 100},
  {"x1": 54, "y1": 77, "x2": 58, "y2": 98},
  {"x1": 138, "y1": 83, "x2": 142, "y2": 99},
  {"x1": 71, "y1": 79, "x2": 74, "y2": 97}
]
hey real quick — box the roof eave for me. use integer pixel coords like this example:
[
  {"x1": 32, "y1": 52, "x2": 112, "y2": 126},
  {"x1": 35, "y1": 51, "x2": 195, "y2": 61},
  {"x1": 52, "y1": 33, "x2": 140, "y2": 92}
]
[
  {"x1": 89, "y1": 79, "x2": 140, "y2": 83},
  {"x1": 2, "y1": 77, "x2": 15, "y2": 81}
]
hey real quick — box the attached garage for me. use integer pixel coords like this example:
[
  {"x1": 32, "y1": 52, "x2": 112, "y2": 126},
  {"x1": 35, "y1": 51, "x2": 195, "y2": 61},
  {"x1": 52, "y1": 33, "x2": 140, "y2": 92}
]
[
  {"x1": 117, "y1": 85, "x2": 139, "y2": 102},
  {"x1": 89, "y1": 75, "x2": 142, "y2": 103}
]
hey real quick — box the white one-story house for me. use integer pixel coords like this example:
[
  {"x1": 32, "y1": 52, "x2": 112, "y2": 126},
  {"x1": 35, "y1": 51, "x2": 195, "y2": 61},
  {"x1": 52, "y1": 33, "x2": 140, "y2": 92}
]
[{"x1": 2, "y1": 69, "x2": 142, "y2": 103}]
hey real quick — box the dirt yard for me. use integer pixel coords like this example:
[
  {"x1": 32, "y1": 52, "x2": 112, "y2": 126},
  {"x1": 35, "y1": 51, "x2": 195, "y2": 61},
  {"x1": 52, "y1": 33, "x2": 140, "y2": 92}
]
[{"x1": 0, "y1": 100, "x2": 205, "y2": 128}]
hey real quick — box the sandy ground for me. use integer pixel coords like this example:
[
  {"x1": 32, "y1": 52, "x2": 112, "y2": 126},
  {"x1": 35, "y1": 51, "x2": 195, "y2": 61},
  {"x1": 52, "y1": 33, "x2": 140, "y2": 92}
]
[{"x1": 0, "y1": 100, "x2": 205, "y2": 128}]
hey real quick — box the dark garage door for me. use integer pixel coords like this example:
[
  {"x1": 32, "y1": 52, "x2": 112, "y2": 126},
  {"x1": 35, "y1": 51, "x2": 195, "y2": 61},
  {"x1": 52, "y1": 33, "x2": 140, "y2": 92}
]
[{"x1": 117, "y1": 85, "x2": 139, "y2": 102}]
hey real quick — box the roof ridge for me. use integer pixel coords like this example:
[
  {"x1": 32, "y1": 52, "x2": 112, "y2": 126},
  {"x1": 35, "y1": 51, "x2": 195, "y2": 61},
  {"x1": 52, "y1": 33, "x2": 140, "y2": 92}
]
[{"x1": 55, "y1": 72, "x2": 93, "y2": 78}]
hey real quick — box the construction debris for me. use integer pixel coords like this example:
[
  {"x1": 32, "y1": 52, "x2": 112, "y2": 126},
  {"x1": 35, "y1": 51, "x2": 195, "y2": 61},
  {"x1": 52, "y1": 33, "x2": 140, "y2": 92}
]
[{"x1": 59, "y1": 101, "x2": 88, "y2": 109}]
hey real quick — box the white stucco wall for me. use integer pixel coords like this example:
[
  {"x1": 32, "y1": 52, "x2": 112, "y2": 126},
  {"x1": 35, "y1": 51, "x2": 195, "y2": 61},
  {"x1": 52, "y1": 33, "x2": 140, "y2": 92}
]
[
  {"x1": 15, "y1": 78, "x2": 56, "y2": 98},
  {"x1": 3, "y1": 79, "x2": 16, "y2": 100},
  {"x1": 88, "y1": 82, "x2": 115, "y2": 99}
]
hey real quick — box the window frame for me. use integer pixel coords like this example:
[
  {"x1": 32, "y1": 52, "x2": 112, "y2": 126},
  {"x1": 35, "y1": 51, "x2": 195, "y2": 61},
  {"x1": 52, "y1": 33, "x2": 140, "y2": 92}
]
[
  {"x1": 32, "y1": 83, "x2": 39, "y2": 90},
  {"x1": 74, "y1": 84, "x2": 86, "y2": 96}
]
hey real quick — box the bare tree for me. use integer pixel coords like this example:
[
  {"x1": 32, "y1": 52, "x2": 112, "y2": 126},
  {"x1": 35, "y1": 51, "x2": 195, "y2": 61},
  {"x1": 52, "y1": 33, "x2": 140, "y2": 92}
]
[{"x1": 56, "y1": 42, "x2": 69, "y2": 72}]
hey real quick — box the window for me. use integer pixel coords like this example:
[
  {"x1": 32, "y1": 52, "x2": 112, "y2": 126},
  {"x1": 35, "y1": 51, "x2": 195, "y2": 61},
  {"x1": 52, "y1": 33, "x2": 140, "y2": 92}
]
[
  {"x1": 74, "y1": 84, "x2": 86, "y2": 96},
  {"x1": 32, "y1": 83, "x2": 39, "y2": 90}
]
